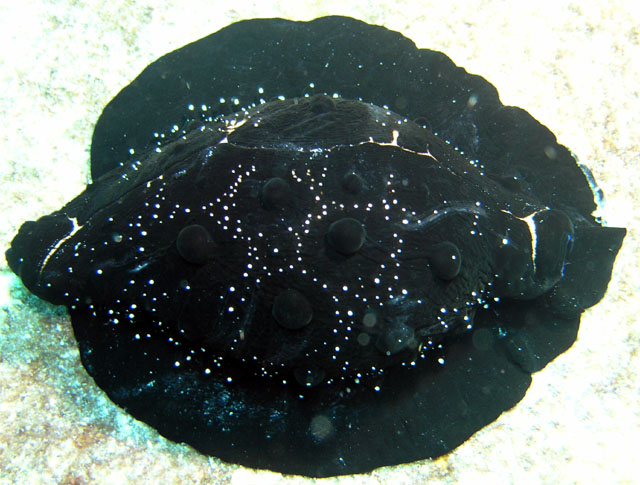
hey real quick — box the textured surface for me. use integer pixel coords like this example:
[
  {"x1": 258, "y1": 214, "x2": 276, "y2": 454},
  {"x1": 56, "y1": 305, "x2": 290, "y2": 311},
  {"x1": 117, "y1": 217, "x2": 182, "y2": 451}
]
[{"x1": 0, "y1": 1, "x2": 638, "y2": 484}]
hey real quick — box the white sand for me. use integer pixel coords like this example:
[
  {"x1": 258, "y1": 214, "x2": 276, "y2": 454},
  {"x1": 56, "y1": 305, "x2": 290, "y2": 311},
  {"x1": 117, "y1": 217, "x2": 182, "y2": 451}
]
[{"x1": 1, "y1": 1, "x2": 637, "y2": 483}]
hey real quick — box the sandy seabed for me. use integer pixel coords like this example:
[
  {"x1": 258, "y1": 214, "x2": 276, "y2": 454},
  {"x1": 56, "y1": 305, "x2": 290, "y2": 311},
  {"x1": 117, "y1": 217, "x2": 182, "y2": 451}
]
[{"x1": 0, "y1": 1, "x2": 638, "y2": 484}]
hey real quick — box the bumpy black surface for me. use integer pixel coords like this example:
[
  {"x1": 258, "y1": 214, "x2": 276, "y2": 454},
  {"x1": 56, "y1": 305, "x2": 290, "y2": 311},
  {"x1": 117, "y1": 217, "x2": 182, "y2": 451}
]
[{"x1": 6, "y1": 17, "x2": 626, "y2": 477}]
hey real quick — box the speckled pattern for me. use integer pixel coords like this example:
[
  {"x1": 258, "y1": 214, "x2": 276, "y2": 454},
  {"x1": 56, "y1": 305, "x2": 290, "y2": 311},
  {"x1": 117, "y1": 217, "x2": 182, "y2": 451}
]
[{"x1": 0, "y1": 1, "x2": 638, "y2": 484}]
